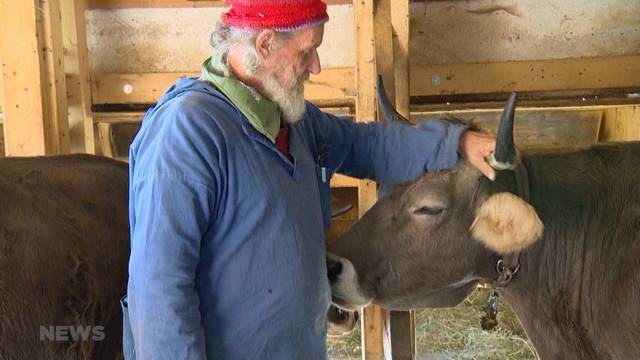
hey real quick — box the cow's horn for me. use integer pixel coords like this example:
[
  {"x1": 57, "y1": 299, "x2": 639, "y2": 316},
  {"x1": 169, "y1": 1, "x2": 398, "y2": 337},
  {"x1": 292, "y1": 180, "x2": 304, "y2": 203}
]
[
  {"x1": 487, "y1": 92, "x2": 518, "y2": 170},
  {"x1": 376, "y1": 75, "x2": 410, "y2": 124}
]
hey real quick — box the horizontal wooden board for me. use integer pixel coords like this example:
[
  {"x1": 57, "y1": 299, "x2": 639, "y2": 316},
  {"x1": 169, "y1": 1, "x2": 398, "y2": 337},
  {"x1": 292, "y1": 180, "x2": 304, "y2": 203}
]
[
  {"x1": 412, "y1": 55, "x2": 640, "y2": 96},
  {"x1": 419, "y1": 109, "x2": 603, "y2": 149},
  {"x1": 92, "y1": 67, "x2": 355, "y2": 106},
  {"x1": 92, "y1": 56, "x2": 640, "y2": 108},
  {"x1": 88, "y1": 0, "x2": 354, "y2": 9}
]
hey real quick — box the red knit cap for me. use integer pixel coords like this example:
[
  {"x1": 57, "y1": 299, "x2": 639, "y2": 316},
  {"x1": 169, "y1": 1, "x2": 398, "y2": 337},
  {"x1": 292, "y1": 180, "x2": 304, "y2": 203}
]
[{"x1": 222, "y1": 0, "x2": 329, "y2": 31}]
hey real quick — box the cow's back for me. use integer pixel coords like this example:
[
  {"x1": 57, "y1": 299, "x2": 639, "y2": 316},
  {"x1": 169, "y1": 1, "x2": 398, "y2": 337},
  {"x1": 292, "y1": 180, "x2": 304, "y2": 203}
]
[{"x1": 0, "y1": 155, "x2": 129, "y2": 360}]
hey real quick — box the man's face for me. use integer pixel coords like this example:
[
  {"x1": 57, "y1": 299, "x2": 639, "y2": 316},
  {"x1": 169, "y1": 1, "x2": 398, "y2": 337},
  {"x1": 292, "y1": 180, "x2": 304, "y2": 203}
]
[
  {"x1": 259, "y1": 25, "x2": 325, "y2": 123},
  {"x1": 267, "y1": 25, "x2": 324, "y2": 89}
]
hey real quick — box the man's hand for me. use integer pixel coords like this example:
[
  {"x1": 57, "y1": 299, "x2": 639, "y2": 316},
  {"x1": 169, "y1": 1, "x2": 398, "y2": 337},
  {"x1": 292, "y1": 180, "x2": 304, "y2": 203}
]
[{"x1": 457, "y1": 130, "x2": 497, "y2": 181}]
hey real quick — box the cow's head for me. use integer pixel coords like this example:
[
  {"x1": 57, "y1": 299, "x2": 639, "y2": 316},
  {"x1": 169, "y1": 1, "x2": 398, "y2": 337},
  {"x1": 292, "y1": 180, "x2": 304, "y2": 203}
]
[{"x1": 328, "y1": 79, "x2": 543, "y2": 310}]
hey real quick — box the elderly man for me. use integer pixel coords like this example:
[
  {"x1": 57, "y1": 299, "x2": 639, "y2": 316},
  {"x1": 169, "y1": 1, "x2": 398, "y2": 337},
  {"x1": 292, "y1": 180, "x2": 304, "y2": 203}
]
[{"x1": 122, "y1": 0, "x2": 496, "y2": 359}]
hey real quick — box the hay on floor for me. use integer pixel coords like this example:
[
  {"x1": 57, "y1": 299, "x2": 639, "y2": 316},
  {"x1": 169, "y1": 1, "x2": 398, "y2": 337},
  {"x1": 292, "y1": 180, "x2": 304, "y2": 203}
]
[{"x1": 327, "y1": 288, "x2": 538, "y2": 360}]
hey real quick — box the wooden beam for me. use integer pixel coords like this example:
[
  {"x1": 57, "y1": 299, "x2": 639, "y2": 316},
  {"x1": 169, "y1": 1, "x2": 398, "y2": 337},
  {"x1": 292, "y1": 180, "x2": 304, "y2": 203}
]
[
  {"x1": 354, "y1": 0, "x2": 386, "y2": 359},
  {"x1": 62, "y1": 0, "x2": 96, "y2": 153},
  {"x1": 374, "y1": 0, "x2": 395, "y2": 112},
  {"x1": 88, "y1": 0, "x2": 353, "y2": 9},
  {"x1": 412, "y1": 55, "x2": 640, "y2": 97},
  {"x1": 388, "y1": 1, "x2": 416, "y2": 359},
  {"x1": 91, "y1": 56, "x2": 640, "y2": 109},
  {"x1": 0, "y1": 0, "x2": 71, "y2": 156},
  {"x1": 92, "y1": 68, "x2": 355, "y2": 106},
  {"x1": 392, "y1": 0, "x2": 410, "y2": 120},
  {"x1": 600, "y1": 106, "x2": 640, "y2": 142},
  {"x1": 331, "y1": 174, "x2": 358, "y2": 188}
]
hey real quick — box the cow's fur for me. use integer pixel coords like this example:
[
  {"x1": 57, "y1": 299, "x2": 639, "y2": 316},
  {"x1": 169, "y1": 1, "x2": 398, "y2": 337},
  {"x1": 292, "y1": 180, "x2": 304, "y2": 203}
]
[
  {"x1": 330, "y1": 141, "x2": 640, "y2": 359},
  {"x1": 0, "y1": 155, "x2": 129, "y2": 360}
]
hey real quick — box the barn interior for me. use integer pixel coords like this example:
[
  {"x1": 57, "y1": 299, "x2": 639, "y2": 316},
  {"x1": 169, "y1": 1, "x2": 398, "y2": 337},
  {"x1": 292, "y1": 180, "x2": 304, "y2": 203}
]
[{"x1": 0, "y1": 0, "x2": 639, "y2": 359}]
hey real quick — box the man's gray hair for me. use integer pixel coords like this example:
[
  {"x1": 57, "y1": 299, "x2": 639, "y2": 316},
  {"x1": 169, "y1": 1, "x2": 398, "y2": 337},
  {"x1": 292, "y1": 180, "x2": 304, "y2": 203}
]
[{"x1": 209, "y1": 21, "x2": 293, "y2": 76}]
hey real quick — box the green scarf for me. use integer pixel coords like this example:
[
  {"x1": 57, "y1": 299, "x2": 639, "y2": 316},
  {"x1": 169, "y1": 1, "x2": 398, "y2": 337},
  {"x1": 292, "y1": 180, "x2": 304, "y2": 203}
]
[{"x1": 199, "y1": 56, "x2": 281, "y2": 143}]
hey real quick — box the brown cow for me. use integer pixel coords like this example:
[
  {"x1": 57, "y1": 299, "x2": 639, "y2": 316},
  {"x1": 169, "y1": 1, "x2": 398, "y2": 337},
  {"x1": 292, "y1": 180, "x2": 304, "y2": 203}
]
[
  {"x1": 328, "y1": 81, "x2": 640, "y2": 359},
  {"x1": 0, "y1": 155, "x2": 129, "y2": 360}
]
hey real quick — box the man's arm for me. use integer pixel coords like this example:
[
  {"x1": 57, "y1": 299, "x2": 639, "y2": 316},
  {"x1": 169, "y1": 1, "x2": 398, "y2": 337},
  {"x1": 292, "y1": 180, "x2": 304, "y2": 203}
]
[
  {"x1": 128, "y1": 174, "x2": 212, "y2": 359},
  {"x1": 305, "y1": 105, "x2": 495, "y2": 184},
  {"x1": 126, "y1": 100, "x2": 221, "y2": 359},
  {"x1": 308, "y1": 106, "x2": 495, "y2": 184}
]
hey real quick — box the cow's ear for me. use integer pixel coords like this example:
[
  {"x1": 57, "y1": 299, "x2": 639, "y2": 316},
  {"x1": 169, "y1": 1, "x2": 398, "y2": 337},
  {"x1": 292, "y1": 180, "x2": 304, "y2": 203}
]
[{"x1": 470, "y1": 192, "x2": 543, "y2": 254}]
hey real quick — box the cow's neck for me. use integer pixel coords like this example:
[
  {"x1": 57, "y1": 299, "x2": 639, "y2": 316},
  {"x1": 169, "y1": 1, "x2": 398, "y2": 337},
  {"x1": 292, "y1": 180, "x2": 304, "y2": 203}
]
[{"x1": 497, "y1": 143, "x2": 640, "y2": 360}]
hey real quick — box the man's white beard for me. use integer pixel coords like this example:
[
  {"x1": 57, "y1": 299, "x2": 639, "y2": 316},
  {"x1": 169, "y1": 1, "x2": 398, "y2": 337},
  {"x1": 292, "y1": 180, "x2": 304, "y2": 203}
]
[{"x1": 260, "y1": 70, "x2": 308, "y2": 124}]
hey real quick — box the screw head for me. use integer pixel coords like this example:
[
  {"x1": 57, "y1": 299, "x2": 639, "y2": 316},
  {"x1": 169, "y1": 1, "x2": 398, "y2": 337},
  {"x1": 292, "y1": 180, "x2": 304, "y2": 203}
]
[
  {"x1": 431, "y1": 75, "x2": 441, "y2": 86},
  {"x1": 122, "y1": 83, "x2": 133, "y2": 95}
]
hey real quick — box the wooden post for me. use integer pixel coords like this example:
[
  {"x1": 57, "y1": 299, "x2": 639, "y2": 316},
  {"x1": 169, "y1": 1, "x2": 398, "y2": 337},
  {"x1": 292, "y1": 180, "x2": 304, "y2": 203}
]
[
  {"x1": 355, "y1": 0, "x2": 415, "y2": 359},
  {"x1": 388, "y1": 2, "x2": 416, "y2": 359},
  {"x1": 62, "y1": 0, "x2": 96, "y2": 153},
  {"x1": 354, "y1": 0, "x2": 386, "y2": 359},
  {"x1": 0, "y1": 0, "x2": 71, "y2": 156},
  {"x1": 600, "y1": 106, "x2": 640, "y2": 142}
]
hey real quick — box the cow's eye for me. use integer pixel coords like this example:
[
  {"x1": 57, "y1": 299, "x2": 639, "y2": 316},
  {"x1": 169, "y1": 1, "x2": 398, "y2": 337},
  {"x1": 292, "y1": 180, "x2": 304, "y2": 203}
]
[{"x1": 414, "y1": 206, "x2": 445, "y2": 215}]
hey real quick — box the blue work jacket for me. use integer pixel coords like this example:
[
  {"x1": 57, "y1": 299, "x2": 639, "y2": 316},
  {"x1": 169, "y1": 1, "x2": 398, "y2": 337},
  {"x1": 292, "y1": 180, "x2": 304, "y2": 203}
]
[{"x1": 124, "y1": 78, "x2": 465, "y2": 359}]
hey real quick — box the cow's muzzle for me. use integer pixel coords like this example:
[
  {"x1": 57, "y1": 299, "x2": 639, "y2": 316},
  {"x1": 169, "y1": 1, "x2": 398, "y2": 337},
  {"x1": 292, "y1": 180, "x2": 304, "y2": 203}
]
[{"x1": 327, "y1": 252, "x2": 372, "y2": 309}]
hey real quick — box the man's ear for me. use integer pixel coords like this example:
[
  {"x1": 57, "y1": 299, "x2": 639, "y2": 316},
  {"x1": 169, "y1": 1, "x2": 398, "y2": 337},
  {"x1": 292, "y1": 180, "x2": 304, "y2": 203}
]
[
  {"x1": 470, "y1": 192, "x2": 543, "y2": 254},
  {"x1": 255, "y1": 29, "x2": 277, "y2": 62}
]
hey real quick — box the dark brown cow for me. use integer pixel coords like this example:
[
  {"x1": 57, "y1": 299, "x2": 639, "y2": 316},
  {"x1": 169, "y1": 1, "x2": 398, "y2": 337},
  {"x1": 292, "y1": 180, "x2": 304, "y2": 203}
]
[
  {"x1": 328, "y1": 81, "x2": 640, "y2": 359},
  {"x1": 0, "y1": 155, "x2": 129, "y2": 360}
]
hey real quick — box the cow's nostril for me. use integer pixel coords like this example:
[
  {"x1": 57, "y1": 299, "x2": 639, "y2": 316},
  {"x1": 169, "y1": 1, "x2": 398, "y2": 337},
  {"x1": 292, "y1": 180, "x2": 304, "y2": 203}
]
[{"x1": 327, "y1": 259, "x2": 343, "y2": 283}]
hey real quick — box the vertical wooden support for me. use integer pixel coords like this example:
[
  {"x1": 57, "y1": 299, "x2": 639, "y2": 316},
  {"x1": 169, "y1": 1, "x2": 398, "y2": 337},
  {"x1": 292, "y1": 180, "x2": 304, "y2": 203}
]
[
  {"x1": 388, "y1": 2, "x2": 416, "y2": 359},
  {"x1": 355, "y1": 0, "x2": 415, "y2": 359},
  {"x1": 354, "y1": 1, "x2": 385, "y2": 359},
  {"x1": 391, "y1": 1, "x2": 410, "y2": 121},
  {"x1": 0, "y1": 0, "x2": 71, "y2": 156},
  {"x1": 62, "y1": 0, "x2": 96, "y2": 153},
  {"x1": 600, "y1": 106, "x2": 640, "y2": 142}
]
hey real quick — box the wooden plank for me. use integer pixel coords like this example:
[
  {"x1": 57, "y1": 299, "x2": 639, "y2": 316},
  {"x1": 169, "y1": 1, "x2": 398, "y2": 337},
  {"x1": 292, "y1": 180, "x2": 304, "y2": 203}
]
[
  {"x1": 412, "y1": 55, "x2": 640, "y2": 97},
  {"x1": 42, "y1": 0, "x2": 72, "y2": 154},
  {"x1": 92, "y1": 56, "x2": 640, "y2": 108},
  {"x1": 0, "y1": 0, "x2": 70, "y2": 156},
  {"x1": 0, "y1": 1, "x2": 47, "y2": 155},
  {"x1": 62, "y1": 0, "x2": 96, "y2": 153},
  {"x1": 600, "y1": 106, "x2": 640, "y2": 141},
  {"x1": 92, "y1": 68, "x2": 355, "y2": 105},
  {"x1": 331, "y1": 174, "x2": 358, "y2": 188},
  {"x1": 88, "y1": 0, "x2": 353, "y2": 8},
  {"x1": 391, "y1": 0, "x2": 410, "y2": 121},
  {"x1": 354, "y1": 0, "x2": 385, "y2": 359},
  {"x1": 442, "y1": 110, "x2": 603, "y2": 149},
  {"x1": 374, "y1": 0, "x2": 395, "y2": 114},
  {"x1": 388, "y1": 1, "x2": 415, "y2": 359}
]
